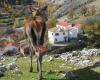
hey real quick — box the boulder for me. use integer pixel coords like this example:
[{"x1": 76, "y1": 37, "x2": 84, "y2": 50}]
[
  {"x1": 77, "y1": 60, "x2": 92, "y2": 67},
  {"x1": 6, "y1": 62, "x2": 18, "y2": 70},
  {"x1": 60, "y1": 71, "x2": 79, "y2": 79},
  {"x1": 12, "y1": 68, "x2": 23, "y2": 75},
  {"x1": 0, "y1": 70, "x2": 4, "y2": 77},
  {"x1": 66, "y1": 72, "x2": 79, "y2": 80},
  {"x1": 3, "y1": 46, "x2": 18, "y2": 56},
  {"x1": 0, "y1": 65, "x2": 7, "y2": 77},
  {"x1": 0, "y1": 65, "x2": 7, "y2": 73},
  {"x1": 0, "y1": 63, "x2": 3, "y2": 66},
  {"x1": 88, "y1": 49, "x2": 100, "y2": 56},
  {"x1": 48, "y1": 56, "x2": 54, "y2": 62},
  {"x1": 94, "y1": 61, "x2": 100, "y2": 67},
  {"x1": 60, "y1": 72, "x2": 68, "y2": 78},
  {"x1": 53, "y1": 54, "x2": 60, "y2": 58},
  {"x1": 0, "y1": 53, "x2": 4, "y2": 61}
]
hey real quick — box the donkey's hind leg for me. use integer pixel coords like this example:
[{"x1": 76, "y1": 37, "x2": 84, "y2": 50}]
[{"x1": 36, "y1": 52, "x2": 43, "y2": 80}]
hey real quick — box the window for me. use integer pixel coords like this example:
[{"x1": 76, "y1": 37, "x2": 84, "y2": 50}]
[
  {"x1": 55, "y1": 33, "x2": 59, "y2": 36},
  {"x1": 55, "y1": 38, "x2": 57, "y2": 41},
  {"x1": 63, "y1": 32, "x2": 65, "y2": 35}
]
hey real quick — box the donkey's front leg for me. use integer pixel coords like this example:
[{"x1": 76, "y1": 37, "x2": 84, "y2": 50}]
[
  {"x1": 37, "y1": 53, "x2": 42, "y2": 80},
  {"x1": 30, "y1": 53, "x2": 33, "y2": 72},
  {"x1": 36, "y1": 56, "x2": 39, "y2": 72}
]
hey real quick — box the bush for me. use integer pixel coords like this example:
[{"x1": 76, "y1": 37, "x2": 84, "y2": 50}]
[{"x1": 94, "y1": 41, "x2": 100, "y2": 48}]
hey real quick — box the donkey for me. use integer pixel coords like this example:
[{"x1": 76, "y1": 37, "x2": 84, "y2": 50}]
[{"x1": 24, "y1": 6, "x2": 47, "y2": 80}]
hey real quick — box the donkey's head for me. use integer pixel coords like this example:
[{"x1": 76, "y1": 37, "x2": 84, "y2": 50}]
[{"x1": 29, "y1": 5, "x2": 48, "y2": 21}]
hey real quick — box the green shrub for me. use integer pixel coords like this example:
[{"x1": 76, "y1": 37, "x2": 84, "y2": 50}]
[{"x1": 94, "y1": 41, "x2": 100, "y2": 48}]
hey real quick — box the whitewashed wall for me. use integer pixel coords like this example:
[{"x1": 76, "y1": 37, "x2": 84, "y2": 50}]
[
  {"x1": 48, "y1": 25, "x2": 82, "y2": 44},
  {"x1": 48, "y1": 31, "x2": 68, "y2": 43},
  {"x1": 48, "y1": 31, "x2": 55, "y2": 43}
]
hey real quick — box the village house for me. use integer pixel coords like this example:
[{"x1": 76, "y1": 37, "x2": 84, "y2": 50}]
[{"x1": 48, "y1": 20, "x2": 82, "y2": 44}]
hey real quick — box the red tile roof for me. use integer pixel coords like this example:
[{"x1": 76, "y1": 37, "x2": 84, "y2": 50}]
[
  {"x1": 48, "y1": 27, "x2": 59, "y2": 32},
  {"x1": 57, "y1": 20, "x2": 81, "y2": 27},
  {"x1": 57, "y1": 21, "x2": 71, "y2": 26},
  {"x1": 75, "y1": 23, "x2": 81, "y2": 27}
]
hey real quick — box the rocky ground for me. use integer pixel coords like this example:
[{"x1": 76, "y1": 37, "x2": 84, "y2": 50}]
[{"x1": 0, "y1": 45, "x2": 100, "y2": 80}]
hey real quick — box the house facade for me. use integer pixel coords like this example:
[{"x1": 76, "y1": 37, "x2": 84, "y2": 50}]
[{"x1": 48, "y1": 20, "x2": 82, "y2": 44}]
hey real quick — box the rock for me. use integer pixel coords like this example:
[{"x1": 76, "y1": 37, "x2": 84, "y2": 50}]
[
  {"x1": 77, "y1": 60, "x2": 92, "y2": 67},
  {"x1": 12, "y1": 68, "x2": 23, "y2": 75},
  {"x1": 0, "y1": 63, "x2": 3, "y2": 66},
  {"x1": 3, "y1": 46, "x2": 18, "y2": 56},
  {"x1": 94, "y1": 61, "x2": 100, "y2": 66},
  {"x1": 66, "y1": 72, "x2": 79, "y2": 79},
  {"x1": 72, "y1": 51, "x2": 80, "y2": 56},
  {"x1": 80, "y1": 48, "x2": 100, "y2": 57},
  {"x1": 0, "y1": 70, "x2": 4, "y2": 77},
  {"x1": 60, "y1": 64, "x2": 66, "y2": 68},
  {"x1": 0, "y1": 65, "x2": 7, "y2": 77},
  {"x1": 88, "y1": 49, "x2": 100, "y2": 56},
  {"x1": 60, "y1": 71, "x2": 79, "y2": 79},
  {"x1": 15, "y1": 27, "x2": 24, "y2": 32},
  {"x1": 60, "y1": 72, "x2": 67, "y2": 78},
  {"x1": 59, "y1": 48, "x2": 100, "y2": 67},
  {"x1": 6, "y1": 62, "x2": 18, "y2": 70},
  {"x1": 60, "y1": 52, "x2": 73, "y2": 62},
  {"x1": 53, "y1": 54, "x2": 60, "y2": 58},
  {"x1": 48, "y1": 56, "x2": 54, "y2": 62},
  {"x1": 0, "y1": 52, "x2": 5, "y2": 61},
  {"x1": 80, "y1": 49, "x2": 89, "y2": 56},
  {"x1": 0, "y1": 65, "x2": 7, "y2": 73},
  {"x1": 0, "y1": 55, "x2": 4, "y2": 61}
]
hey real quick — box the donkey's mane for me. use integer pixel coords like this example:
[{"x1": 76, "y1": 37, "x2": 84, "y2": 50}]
[{"x1": 24, "y1": 16, "x2": 44, "y2": 32}]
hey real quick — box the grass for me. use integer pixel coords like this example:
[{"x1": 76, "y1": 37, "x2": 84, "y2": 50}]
[
  {"x1": 0, "y1": 57, "x2": 67, "y2": 80},
  {"x1": 0, "y1": 56, "x2": 100, "y2": 80}
]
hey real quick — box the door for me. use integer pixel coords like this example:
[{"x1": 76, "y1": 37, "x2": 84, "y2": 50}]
[{"x1": 64, "y1": 37, "x2": 67, "y2": 42}]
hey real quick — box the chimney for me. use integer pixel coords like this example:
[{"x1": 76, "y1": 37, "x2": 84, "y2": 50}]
[{"x1": 71, "y1": 23, "x2": 75, "y2": 27}]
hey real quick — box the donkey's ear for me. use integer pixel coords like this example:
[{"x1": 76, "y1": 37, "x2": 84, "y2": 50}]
[
  {"x1": 39, "y1": 5, "x2": 48, "y2": 11},
  {"x1": 29, "y1": 5, "x2": 36, "y2": 12},
  {"x1": 29, "y1": 5, "x2": 33, "y2": 12}
]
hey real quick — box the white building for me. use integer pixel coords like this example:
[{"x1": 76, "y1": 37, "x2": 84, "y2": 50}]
[{"x1": 48, "y1": 20, "x2": 82, "y2": 44}]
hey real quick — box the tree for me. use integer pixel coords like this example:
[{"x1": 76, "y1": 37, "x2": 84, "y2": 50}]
[
  {"x1": 80, "y1": 6, "x2": 88, "y2": 16},
  {"x1": 90, "y1": 5, "x2": 96, "y2": 16},
  {"x1": 46, "y1": 17, "x2": 56, "y2": 28},
  {"x1": 4, "y1": 2, "x2": 12, "y2": 12},
  {"x1": 68, "y1": 9, "x2": 75, "y2": 19},
  {"x1": 47, "y1": 4, "x2": 58, "y2": 17},
  {"x1": 82, "y1": 16, "x2": 99, "y2": 34},
  {"x1": 13, "y1": 18, "x2": 20, "y2": 29}
]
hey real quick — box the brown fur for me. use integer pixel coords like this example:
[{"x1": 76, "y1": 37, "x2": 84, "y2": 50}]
[{"x1": 24, "y1": 16, "x2": 44, "y2": 33}]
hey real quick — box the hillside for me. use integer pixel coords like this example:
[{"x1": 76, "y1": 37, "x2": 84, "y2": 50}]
[
  {"x1": 0, "y1": 0, "x2": 100, "y2": 80},
  {"x1": 50, "y1": 0, "x2": 96, "y2": 18},
  {"x1": 87, "y1": 0, "x2": 100, "y2": 12}
]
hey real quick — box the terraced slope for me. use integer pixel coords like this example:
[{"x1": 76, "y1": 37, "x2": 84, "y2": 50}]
[{"x1": 51, "y1": 0, "x2": 95, "y2": 18}]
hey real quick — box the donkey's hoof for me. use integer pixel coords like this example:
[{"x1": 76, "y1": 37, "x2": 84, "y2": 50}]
[
  {"x1": 29, "y1": 70, "x2": 33, "y2": 72},
  {"x1": 38, "y1": 78, "x2": 42, "y2": 80},
  {"x1": 29, "y1": 69, "x2": 33, "y2": 72},
  {"x1": 38, "y1": 76, "x2": 42, "y2": 80}
]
